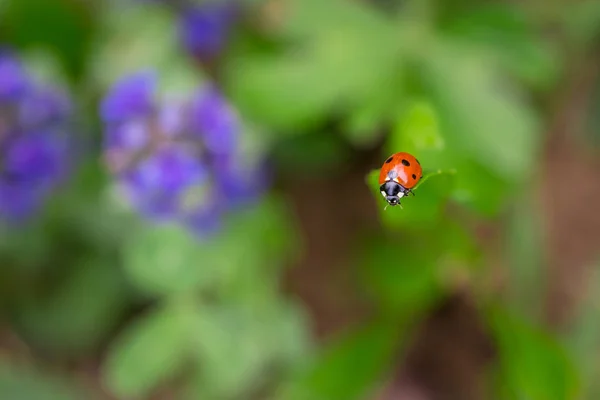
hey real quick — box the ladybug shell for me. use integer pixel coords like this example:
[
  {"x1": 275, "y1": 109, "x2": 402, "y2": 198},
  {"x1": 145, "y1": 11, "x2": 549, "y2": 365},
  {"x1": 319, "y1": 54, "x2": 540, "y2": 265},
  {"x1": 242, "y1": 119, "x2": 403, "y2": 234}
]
[{"x1": 378, "y1": 152, "x2": 423, "y2": 189}]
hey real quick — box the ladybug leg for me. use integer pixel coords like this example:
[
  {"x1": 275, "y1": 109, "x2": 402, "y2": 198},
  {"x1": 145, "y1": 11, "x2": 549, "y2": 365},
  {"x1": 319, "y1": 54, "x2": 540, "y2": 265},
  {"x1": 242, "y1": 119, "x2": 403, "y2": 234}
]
[{"x1": 409, "y1": 189, "x2": 415, "y2": 196}]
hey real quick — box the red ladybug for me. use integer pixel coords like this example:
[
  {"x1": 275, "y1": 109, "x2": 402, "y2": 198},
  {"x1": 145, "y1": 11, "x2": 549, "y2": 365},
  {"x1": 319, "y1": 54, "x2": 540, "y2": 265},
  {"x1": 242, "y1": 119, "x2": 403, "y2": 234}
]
[{"x1": 378, "y1": 152, "x2": 423, "y2": 207}]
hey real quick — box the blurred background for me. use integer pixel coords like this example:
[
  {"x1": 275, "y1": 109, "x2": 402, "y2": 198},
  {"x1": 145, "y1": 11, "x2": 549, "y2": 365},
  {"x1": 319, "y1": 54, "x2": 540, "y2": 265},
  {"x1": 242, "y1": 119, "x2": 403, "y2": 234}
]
[{"x1": 1, "y1": 0, "x2": 600, "y2": 399}]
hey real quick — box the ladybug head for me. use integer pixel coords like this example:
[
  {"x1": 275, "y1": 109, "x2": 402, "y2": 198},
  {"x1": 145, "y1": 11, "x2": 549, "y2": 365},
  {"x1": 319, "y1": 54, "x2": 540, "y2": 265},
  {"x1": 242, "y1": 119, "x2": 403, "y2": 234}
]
[{"x1": 380, "y1": 180, "x2": 405, "y2": 207}]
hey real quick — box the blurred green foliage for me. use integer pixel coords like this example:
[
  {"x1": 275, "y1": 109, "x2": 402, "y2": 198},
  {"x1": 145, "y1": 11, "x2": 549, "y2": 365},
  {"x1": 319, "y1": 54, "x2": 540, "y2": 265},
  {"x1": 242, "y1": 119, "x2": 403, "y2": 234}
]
[{"x1": 2, "y1": 0, "x2": 600, "y2": 399}]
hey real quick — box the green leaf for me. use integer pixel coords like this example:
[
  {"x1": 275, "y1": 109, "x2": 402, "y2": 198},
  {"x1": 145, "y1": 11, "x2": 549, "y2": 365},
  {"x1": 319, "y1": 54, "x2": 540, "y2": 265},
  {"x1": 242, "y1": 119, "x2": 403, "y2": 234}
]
[
  {"x1": 88, "y1": 4, "x2": 204, "y2": 96},
  {"x1": 342, "y1": 80, "x2": 399, "y2": 148},
  {"x1": 224, "y1": 0, "x2": 398, "y2": 130},
  {"x1": 450, "y1": 157, "x2": 507, "y2": 216},
  {"x1": 189, "y1": 300, "x2": 312, "y2": 399},
  {"x1": 275, "y1": 321, "x2": 403, "y2": 400},
  {"x1": 123, "y1": 222, "x2": 214, "y2": 296},
  {"x1": 124, "y1": 196, "x2": 296, "y2": 298},
  {"x1": 272, "y1": 131, "x2": 351, "y2": 178},
  {"x1": 565, "y1": 264, "x2": 600, "y2": 398},
  {"x1": 365, "y1": 168, "x2": 456, "y2": 227},
  {"x1": 2, "y1": 0, "x2": 94, "y2": 79},
  {"x1": 504, "y1": 197, "x2": 546, "y2": 318},
  {"x1": 12, "y1": 257, "x2": 131, "y2": 357},
  {"x1": 192, "y1": 306, "x2": 268, "y2": 397},
  {"x1": 488, "y1": 307, "x2": 580, "y2": 400},
  {"x1": 213, "y1": 197, "x2": 299, "y2": 304},
  {"x1": 386, "y1": 99, "x2": 445, "y2": 155},
  {"x1": 420, "y1": 41, "x2": 540, "y2": 182},
  {"x1": 0, "y1": 363, "x2": 92, "y2": 400},
  {"x1": 562, "y1": 0, "x2": 600, "y2": 50},
  {"x1": 358, "y1": 237, "x2": 443, "y2": 314},
  {"x1": 102, "y1": 300, "x2": 194, "y2": 399},
  {"x1": 441, "y1": 4, "x2": 560, "y2": 88}
]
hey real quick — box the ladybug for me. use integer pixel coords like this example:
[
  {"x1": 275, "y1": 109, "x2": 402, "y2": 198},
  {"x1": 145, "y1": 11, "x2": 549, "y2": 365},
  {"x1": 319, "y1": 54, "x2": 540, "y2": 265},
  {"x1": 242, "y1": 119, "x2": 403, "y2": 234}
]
[{"x1": 379, "y1": 152, "x2": 423, "y2": 207}]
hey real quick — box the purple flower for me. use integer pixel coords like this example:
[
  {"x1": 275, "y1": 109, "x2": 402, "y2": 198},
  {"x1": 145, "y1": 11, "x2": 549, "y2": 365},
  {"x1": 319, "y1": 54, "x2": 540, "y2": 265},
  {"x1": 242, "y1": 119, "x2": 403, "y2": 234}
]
[
  {"x1": 122, "y1": 146, "x2": 208, "y2": 219},
  {"x1": 0, "y1": 53, "x2": 29, "y2": 101},
  {"x1": 3, "y1": 133, "x2": 67, "y2": 185},
  {"x1": 213, "y1": 153, "x2": 270, "y2": 207},
  {"x1": 0, "y1": 52, "x2": 72, "y2": 222},
  {"x1": 100, "y1": 71, "x2": 156, "y2": 123},
  {"x1": 179, "y1": 1, "x2": 239, "y2": 60},
  {"x1": 19, "y1": 85, "x2": 72, "y2": 129},
  {"x1": 100, "y1": 70, "x2": 267, "y2": 238},
  {"x1": 190, "y1": 85, "x2": 238, "y2": 154}
]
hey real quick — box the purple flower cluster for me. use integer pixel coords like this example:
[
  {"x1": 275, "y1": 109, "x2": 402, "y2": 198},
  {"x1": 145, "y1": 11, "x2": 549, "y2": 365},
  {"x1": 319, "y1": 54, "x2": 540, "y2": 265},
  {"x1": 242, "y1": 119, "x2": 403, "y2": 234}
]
[
  {"x1": 0, "y1": 51, "x2": 71, "y2": 222},
  {"x1": 100, "y1": 71, "x2": 267, "y2": 236},
  {"x1": 178, "y1": 1, "x2": 239, "y2": 60},
  {"x1": 140, "y1": 0, "x2": 239, "y2": 60}
]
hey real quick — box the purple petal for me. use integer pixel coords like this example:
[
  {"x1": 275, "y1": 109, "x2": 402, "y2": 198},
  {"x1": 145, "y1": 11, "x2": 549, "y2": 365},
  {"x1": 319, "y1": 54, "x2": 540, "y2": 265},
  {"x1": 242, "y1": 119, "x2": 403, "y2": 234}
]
[
  {"x1": 157, "y1": 102, "x2": 185, "y2": 138},
  {"x1": 190, "y1": 86, "x2": 239, "y2": 155},
  {"x1": 3, "y1": 132, "x2": 67, "y2": 186},
  {"x1": 179, "y1": 1, "x2": 238, "y2": 59},
  {"x1": 100, "y1": 71, "x2": 156, "y2": 123},
  {"x1": 0, "y1": 181, "x2": 42, "y2": 220},
  {"x1": 0, "y1": 132, "x2": 68, "y2": 220},
  {"x1": 120, "y1": 146, "x2": 208, "y2": 218},
  {"x1": 104, "y1": 119, "x2": 149, "y2": 152},
  {"x1": 19, "y1": 85, "x2": 72, "y2": 128},
  {"x1": 213, "y1": 153, "x2": 269, "y2": 207},
  {"x1": 0, "y1": 53, "x2": 29, "y2": 101}
]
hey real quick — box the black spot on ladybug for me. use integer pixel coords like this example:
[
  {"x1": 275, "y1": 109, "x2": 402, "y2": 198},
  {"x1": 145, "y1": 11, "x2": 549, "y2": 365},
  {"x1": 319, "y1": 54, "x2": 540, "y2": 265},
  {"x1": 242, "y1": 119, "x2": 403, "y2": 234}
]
[
  {"x1": 420, "y1": 175, "x2": 423, "y2": 179},
  {"x1": 416, "y1": 158, "x2": 421, "y2": 165},
  {"x1": 385, "y1": 156, "x2": 394, "y2": 163},
  {"x1": 401, "y1": 159, "x2": 410, "y2": 166},
  {"x1": 412, "y1": 174, "x2": 417, "y2": 180}
]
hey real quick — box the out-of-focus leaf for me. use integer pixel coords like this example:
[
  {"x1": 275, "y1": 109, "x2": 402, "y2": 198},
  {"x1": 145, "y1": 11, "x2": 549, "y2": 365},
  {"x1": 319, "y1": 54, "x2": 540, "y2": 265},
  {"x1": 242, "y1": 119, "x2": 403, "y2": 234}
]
[
  {"x1": 193, "y1": 306, "x2": 266, "y2": 398},
  {"x1": 275, "y1": 320, "x2": 403, "y2": 400},
  {"x1": 420, "y1": 42, "x2": 540, "y2": 182},
  {"x1": 450, "y1": 157, "x2": 507, "y2": 216},
  {"x1": 12, "y1": 257, "x2": 131, "y2": 357},
  {"x1": 2, "y1": 0, "x2": 94, "y2": 79},
  {"x1": 365, "y1": 168, "x2": 456, "y2": 227},
  {"x1": 212, "y1": 196, "x2": 299, "y2": 305},
  {"x1": 488, "y1": 307, "x2": 580, "y2": 400},
  {"x1": 565, "y1": 264, "x2": 600, "y2": 398},
  {"x1": 504, "y1": 196, "x2": 546, "y2": 318},
  {"x1": 125, "y1": 195, "x2": 296, "y2": 297},
  {"x1": 386, "y1": 99, "x2": 445, "y2": 155},
  {"x1": 190, "y1": 300, "x2": 311, "y2": 399},
  {"x1": 224, "y1": 0, "x2": 397, "y2": 130},
  {"x1": 281, "y1": 0, "x2": 392, "y2": 39},
  {"x1": 441, "y1": 4, "x2": 559, "y2": 88},
  {"x1": 123, "y1": 222, "x2": 214, "y2": 296},
  {"x1": 0, "y1": 363, "x2": 91, "y2": 400},
  {"x1": 20, "y1": 49, "x2": 70, "y2": 88},
  {"x1": 272, "y1": 131, "x2": 351, "y2": 177},
  {"x1": 562, "y1": 0, "x2": 600, "y2": 50},
  {"x1": 359, "y1": 237, "x2": 442, "y2": 314},
  {"x1": 102, "y1": 300, "x2": 195, "y2": 399},
  {"x1": 88, "y1": 4, "x2": 203, "y2": 96},
  {"x1": 342, "y1": 81, "x2": 398, "y2": 148}
]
